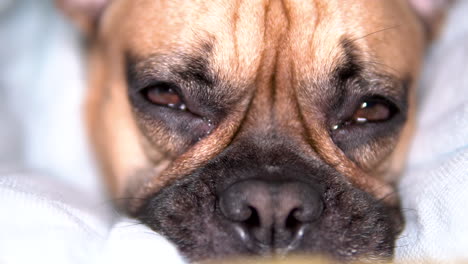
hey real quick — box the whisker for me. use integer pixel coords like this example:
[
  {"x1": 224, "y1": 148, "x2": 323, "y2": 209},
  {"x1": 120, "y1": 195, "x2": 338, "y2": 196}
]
[
  {"x1": 400, "y1": 207, "x2": 417, "y2": 213},
  {"x1": 326, "y1": 25, "x2": 400, "y2": 60},
  {"x1": 347, "y1": 25, "x2": 401, "y2": 44},
  {"x1": 376, "y1": 189, "x2": 400, "y2": 203},
  {"x1": 359, "y1": 59, "x2": 400, "y2": 75},
  {"x1": 116, "y1": 222, "x2": 148, "y2": 229}
]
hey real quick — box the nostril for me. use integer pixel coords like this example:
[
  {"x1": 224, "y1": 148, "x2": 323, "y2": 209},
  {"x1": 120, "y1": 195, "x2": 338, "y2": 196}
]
[
  {"x1": 285, "y1": 208, "x2": 304, "y2": 231},
  {"x1": 220, "y1": 201, "x2": 262, "y2": 237},
  {"x1": 219, "y1": 179, "x2": 323, "y2": 252},
  {"x1": 243, "y1": 206, "x2": 261, "y2": 228},
  {"x1": 292, "y1": 199, "x2": 323, "y2": 223}
]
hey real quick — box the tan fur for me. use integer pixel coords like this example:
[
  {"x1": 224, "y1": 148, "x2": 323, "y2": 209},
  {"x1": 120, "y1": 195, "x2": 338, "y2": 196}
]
[{"x1": 76, "y1": 0, "x2": 427, "y2": 211}]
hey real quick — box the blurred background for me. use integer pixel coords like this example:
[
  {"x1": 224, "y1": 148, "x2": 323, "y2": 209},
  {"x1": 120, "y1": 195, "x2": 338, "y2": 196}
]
[{"x1": 0, "y1": 0, "x2": 102, "y2": 195}]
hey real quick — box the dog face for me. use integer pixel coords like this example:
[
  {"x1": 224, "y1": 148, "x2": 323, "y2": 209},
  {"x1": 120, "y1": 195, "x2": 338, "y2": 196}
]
[{"x1": 59, "y1": 0, "x2": 448, "y2": 261}]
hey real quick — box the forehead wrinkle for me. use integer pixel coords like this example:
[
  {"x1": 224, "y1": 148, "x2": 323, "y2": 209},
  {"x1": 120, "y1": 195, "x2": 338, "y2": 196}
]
[
  {"x1": 287, "y1": 0, "x2": 410, "y2": 98},
  {"x1": 125, "y1": 39, "x2": 216, "y2": 90},
  {"x1": 330, "y1": 38, "x2": 408, "y2": 109},
  {"x1": 125, "y1": 44, "x2": 248, "y2": 117},
  {"x1": 231, "y1": 0, "x2": 241, "y2": 66},
  {"x1": 295, "y1": 34, "x2": 408, "y2": 113},
  {"x1": 217, "y1": 0, "x2": 290, "y2": 132},
  {"x1": 209, "y1": 0, "x2": 267, "y2": 85}
]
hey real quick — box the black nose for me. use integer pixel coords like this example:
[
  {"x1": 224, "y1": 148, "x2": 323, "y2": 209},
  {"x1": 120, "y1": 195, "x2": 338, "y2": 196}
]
[{"x1": 219, "y1": 179, "x2": 323, "y2": 252}]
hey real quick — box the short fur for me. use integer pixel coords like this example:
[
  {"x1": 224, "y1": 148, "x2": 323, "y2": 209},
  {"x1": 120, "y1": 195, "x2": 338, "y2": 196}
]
[{"x1": 57, "y1": 0, "x2": 450, "y2": 262}]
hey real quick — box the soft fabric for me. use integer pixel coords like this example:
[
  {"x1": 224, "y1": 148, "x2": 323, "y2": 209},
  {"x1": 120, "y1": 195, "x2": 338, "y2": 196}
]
[
  {"x1": 0, "y1": 173, "x2": 185, "y2": 264},
  {"x1": 0, "y1": 0, "x2": 467, "y2": 263},
  {"x1": 0, "y1": 172, "x2": 111, "y2": 264},
  {"x1": 98, "y1": 219, "x2": 186, "y2": 264},
  {"x1": 395, "y1": 1, "x2": 468, "y2": 262}
]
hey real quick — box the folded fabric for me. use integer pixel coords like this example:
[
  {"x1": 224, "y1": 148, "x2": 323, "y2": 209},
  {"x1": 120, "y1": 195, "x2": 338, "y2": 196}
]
[
  {"x1": 395, "y1": 1, "x2": 468, "y2": 262},
  {"x1": 98, "y1": 219, "x2": 186, "y2": 264},
  {"x1": 0, "y1": 172, "x2": 186, "y2": 264},
  {"x1": 0, "y1": 172, "x2": 111, "y2": 264}
]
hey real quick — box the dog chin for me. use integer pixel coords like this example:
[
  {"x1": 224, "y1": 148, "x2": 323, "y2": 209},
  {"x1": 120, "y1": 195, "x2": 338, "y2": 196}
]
[{"x1": 134, "y1": 142, "x2": 403, "y2": 262}]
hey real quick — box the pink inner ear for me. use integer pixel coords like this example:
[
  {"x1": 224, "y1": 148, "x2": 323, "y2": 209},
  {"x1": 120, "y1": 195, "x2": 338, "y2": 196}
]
[{"x1": 409, "y1": 0, "x2": 451, "y2": 17}]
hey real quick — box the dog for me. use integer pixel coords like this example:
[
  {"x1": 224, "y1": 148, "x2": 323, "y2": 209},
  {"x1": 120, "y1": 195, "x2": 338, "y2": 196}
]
[{"x1": 58, "y1": 0, "x2": 450, "y2": 262}]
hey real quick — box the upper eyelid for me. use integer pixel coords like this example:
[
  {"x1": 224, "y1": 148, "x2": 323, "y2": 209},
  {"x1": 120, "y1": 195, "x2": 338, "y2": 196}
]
[
  {"x1": 327, "y1": 81, "x2": 408, "y2": 131},
  {"x1": 138, "y1": 80, "x2": 182, "y2": 94},
  {"x1": 126, "y1": 51, "x2": 214, "y2": 91},
  {"x1": 344, "y1": 75, "x2": 409, "y2": 111},
  {"x1": 126, "y1": 53, "x2": 181, "y2": 91},
  {"x1": 127, "y1": 67, "x2": 178, "y2": 93}
]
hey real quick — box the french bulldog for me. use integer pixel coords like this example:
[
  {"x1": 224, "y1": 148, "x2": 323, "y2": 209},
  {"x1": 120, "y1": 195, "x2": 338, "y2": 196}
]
[{"x1": 58, "y1": 0, "x2": 451, "y2": 262}]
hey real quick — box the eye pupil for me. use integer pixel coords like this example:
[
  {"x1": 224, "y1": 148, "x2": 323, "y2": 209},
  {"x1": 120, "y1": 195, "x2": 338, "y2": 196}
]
[
  {"x1": 145, "y1": 84, "x2": 186, "y2": 110},
  {"x1": 352, "y1": 100, "x2": 391, "y2": 123}
]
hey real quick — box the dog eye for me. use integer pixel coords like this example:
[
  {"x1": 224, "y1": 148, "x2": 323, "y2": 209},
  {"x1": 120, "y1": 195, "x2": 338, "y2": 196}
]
[
  {"x1": 144, "y1": 83, "x2": 186, "y2": 110},
  {"x1": 351, "y1": 99, "x2": 392, "y2": 124},
  {"x1": 332, "y1": 97, "x2": 397, "y2": 130}
]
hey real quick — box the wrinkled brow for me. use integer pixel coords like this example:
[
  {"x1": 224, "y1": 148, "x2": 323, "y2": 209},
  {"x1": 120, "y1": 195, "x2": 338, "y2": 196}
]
[
  {"x1": 124, "y1": 42, "x2": 244, "y2": 117},
  {"x1": 326, "y1": 37, "x2": 410, "y2": 112},
  {"x1": 125, "y1": 42, "x2": 215, "y2": 92}
]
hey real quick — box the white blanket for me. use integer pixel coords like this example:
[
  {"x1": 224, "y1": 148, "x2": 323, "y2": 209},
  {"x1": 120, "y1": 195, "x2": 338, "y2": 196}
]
[
  {"x1": 395, "y1": 1, "x2": 468, "y2": 262},
  {"x1": 0, "y1": 173, "x2": 185, "y2": 264},
  {"x1": 0, "y1": 0, "x2": 467, "y2": 263}
]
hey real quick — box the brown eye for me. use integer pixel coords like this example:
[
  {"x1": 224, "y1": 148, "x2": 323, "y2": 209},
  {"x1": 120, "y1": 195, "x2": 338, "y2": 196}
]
[
  {"x1": 145, "y1": 83, "x2": 186, "y2": 110},
  {"x1": 331, "y1": 97, "x2": 397, "y2": 131},
  {"x1": 352, "y1": 100, "x2": 391, "y2": 124}
]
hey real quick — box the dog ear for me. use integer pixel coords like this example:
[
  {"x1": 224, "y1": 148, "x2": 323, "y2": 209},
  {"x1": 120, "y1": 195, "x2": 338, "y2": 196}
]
[
  {"x1": 56, "y1": 0, "x2": 111, "y2": 36},
  {"x1": 408, "y1": 0, "x2": 454, "y2": 39}
]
